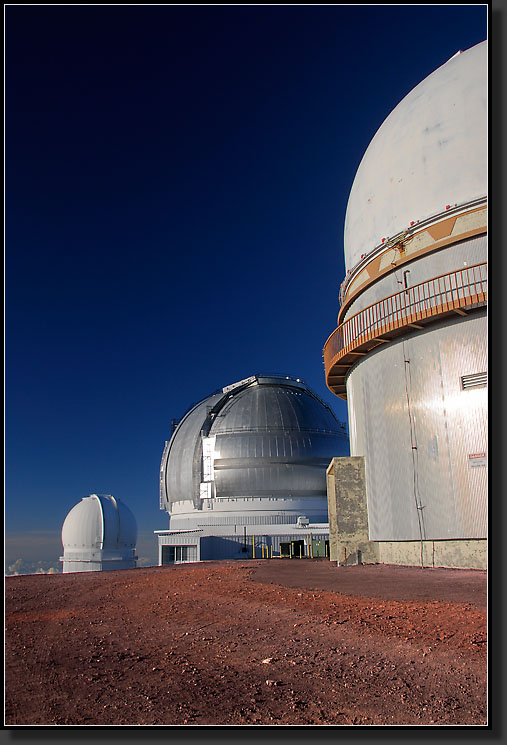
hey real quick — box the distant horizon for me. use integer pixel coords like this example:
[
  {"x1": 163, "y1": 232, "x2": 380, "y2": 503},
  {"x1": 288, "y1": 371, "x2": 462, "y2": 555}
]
[{"x1": 5, "y1": 529, "x2": 160, "y2": 575}]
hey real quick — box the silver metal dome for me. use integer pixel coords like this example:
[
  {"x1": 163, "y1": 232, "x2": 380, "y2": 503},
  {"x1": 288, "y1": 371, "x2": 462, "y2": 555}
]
[{"x1": 160, "y1": 375, "x2": 349, "y2": 525}]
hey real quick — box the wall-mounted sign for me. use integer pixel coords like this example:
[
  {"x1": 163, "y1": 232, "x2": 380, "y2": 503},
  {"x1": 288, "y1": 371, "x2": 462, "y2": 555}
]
[
  {"x1": 202, "y1": 436, "x2": 216, "y2": 481},
  {"x1": 200, "y1": 482, "x2": 213, "y2": 500},
  {"x1": 468, "y1": 452, "x2": 486, "y2": 468}
]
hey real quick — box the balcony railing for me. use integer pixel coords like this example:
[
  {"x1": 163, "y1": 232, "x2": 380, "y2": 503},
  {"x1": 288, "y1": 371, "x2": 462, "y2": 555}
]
[{"x1": 324, "y1": 262, "x2": 487, "y2": 397}]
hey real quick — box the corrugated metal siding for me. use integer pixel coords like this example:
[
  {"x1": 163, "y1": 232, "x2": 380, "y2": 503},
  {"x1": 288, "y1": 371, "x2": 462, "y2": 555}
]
[
  {"x1": 347, "y1": 311, "x2": 487, "y2": 540},
  {"x1": 193, "y1": 512, "x2": 328, "y2": 527},
  {"x1": 437, "y1": 315, "x2": 487, "y2": 537},
  {"x1": 200, "y1": 535, "x2": 252, "y2": 560},
  {"x1": 199, "y1": 534, "x2": 328, "y2": 561},
  {"x1": 350, "y1": 338, "x2": 418, "y2": 540},
  {"x1": 158, "y1": 532, "x2": 201, "y2": 543},
  {"x1": 169, "y1": 496, "x2": 330, "y2": 531}
]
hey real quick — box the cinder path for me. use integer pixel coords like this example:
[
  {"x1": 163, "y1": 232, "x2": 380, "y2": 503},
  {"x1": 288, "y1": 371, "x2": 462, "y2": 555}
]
[{"x1": 250, "y1": 560, "x2": 487, "y2": 607}]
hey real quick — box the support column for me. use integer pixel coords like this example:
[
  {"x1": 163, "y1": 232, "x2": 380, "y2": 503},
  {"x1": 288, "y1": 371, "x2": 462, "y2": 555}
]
[{"x1": 326, "y1": 456, "x2": 379, "y2": 566}]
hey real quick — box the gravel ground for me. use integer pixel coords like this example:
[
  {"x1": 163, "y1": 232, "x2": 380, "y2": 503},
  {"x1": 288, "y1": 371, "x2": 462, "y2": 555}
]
[{"x1": 5, "y1": 559, "x2": 487, "y2": 726}]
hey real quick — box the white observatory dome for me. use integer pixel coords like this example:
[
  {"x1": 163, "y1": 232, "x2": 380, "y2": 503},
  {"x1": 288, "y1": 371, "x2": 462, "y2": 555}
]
[
  {"x1": 60, "y1": 494, "x2": 137, "y2": 573},
  {"x1": 343, "y1": 41, "x2": 487, "y2": 272}
]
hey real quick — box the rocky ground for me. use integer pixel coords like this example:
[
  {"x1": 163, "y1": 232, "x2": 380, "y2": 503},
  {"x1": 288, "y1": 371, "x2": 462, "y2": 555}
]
[{"x1": 5, "y1": 560, "x2": 487, "y2": 726}]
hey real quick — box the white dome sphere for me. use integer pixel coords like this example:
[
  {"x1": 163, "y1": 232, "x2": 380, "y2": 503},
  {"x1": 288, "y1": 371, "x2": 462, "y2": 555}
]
[
  {"x1": 343, "y1": 41, "x2": 487, "y2": 272},
  {"x1": 61, "y1": 495, "x2": 137, "y2": 572}
]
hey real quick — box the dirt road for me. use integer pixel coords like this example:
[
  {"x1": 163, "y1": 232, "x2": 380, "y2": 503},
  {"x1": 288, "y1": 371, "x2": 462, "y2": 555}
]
[{"x1": 5, "y1": 560, "x2": 487, "y2": 726}]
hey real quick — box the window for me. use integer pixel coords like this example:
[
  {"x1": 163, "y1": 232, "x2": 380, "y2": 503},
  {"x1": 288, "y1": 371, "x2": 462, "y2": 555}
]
[
  {"x1": 162, "y1": 545, "x2": 197, "y2": 564},
  {"x1": 175, "y1": 545, "x2": 197, "y2": 562}
]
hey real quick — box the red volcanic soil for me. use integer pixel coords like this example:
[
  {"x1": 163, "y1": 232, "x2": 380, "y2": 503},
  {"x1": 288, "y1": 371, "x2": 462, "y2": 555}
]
[{"x1": 5, "y1": 560, "x2": 487, "y2": 726}]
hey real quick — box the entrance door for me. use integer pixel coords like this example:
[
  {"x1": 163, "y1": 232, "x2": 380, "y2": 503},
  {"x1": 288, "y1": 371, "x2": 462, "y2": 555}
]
[
  {"x1": 161, "y1": 546, "x2": 175, "y2": 564},
  {"x1": 291, "y1": 540, "x2": 305, "y2": 558}
]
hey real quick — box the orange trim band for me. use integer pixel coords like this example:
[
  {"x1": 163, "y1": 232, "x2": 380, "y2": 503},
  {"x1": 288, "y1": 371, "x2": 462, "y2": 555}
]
[{"x1": 338, "y1": 206, "x2": 487, "y2": 326}]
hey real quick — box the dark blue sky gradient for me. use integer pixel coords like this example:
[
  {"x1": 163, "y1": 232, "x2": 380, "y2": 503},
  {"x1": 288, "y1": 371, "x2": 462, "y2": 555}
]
[{"x1": 6, "y1": 5, "x2": 487, "y2": 537}]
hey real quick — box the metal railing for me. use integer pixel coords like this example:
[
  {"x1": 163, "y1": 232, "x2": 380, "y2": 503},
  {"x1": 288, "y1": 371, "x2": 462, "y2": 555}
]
[{"x1": 324, "y1": 262, "x2": 487, "y2": 373}]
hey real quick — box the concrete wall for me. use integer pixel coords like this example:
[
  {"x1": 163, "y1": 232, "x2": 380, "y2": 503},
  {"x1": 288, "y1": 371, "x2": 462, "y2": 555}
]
[
  {"x1": 326, "y1": 457, "x2": 379, "y2": 565},
  {"x1": 326, "y1": 457, "x2": 486, "y2": 569},
  {"x1": 377, "y1": 539, "x2": 487, "y2": 570}
]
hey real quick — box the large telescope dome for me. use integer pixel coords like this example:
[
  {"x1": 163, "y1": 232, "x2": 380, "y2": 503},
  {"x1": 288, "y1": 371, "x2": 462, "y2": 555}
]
[
  {"x1": 344, "y1": 41, "x2": 486, "y2": 273},
  {"x1": 160, "y1": 375, "x2": 348, "y2": 530}
]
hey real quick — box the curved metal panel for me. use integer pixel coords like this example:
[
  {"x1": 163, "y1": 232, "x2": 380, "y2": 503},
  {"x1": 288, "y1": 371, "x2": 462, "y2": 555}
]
[
  {"x1": 347, "y1": 312, "x2": 487, "y2": 541},
  {"x1": 161, "y1": 377, "x2": 348, "y2": 513},
  {"x1": 213, "y1": 432, "x2": 347, "y2": 498},
  {"x1": 162, "y1": 392, "x2": 224, "y2": 510},
  {"x1": 211, "y1": 383, "x2": 342, "y2": 435},
  {"x1": 344, "y1": 42, "x2": 486, "y2": 270}
]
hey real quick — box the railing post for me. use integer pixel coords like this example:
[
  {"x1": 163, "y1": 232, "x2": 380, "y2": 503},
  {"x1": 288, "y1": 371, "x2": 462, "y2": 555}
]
[{"x1": 324, "y1": 263, "x2": 486, "y2": 386}]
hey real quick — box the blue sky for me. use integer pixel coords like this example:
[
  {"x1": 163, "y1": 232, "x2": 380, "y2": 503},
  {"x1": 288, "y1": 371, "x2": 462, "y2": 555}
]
[{"x1": 5, "y1": 5, "x2": 487, "y2": 570}]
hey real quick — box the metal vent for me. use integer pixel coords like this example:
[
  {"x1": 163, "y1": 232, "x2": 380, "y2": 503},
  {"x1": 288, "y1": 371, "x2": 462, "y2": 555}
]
[{"x1": 461, "y1": 372, "x2": 487, "y2": 390}]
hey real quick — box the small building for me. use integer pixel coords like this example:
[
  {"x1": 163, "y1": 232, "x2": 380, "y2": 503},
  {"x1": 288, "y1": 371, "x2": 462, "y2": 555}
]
[
  {"x1": 155, "y1": 521, "x2": 330, "y2": 565},
  {"x1": 60, "y1": 494, "x2": 138, "y2": 572}
]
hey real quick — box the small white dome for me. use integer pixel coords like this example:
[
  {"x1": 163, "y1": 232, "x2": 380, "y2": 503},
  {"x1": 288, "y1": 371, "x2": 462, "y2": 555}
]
[
  {"x1": 62, "y1": 494, "x2": 137, "y2": 549},
  {"x1": 343, "y1": 41, "x2": 487, "y2": 272},
  {"x1": 61, "y1": 494, "x2": 137, "y2": 572}
]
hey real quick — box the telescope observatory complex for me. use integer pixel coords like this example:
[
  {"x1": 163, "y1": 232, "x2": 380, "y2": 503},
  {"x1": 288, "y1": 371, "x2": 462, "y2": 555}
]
[
  {"x1": 157, "y1": 375, "x2": 349, "y2": 563},
  {"x1": 324, "y1": 42, "x2": 487, "y2": 569}
]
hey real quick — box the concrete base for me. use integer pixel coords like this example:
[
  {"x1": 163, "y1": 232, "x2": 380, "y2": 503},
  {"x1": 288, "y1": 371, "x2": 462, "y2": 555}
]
[
  {"x1": 326, "y1": 457, "x2": 486, "y2": 570},
  {"x1": 377, "y1": 539, "x2": 487, "y2": 570}
]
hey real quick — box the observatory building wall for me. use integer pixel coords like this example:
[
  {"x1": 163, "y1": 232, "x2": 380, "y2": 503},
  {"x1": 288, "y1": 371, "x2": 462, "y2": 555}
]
[
  {"x1": 341, "y1": 234, "x2": 486, "y2": 321},
  {"x1": 347, "y1": 311, "x2": 487, "y2": 541},
  {"x1": 324, "y1": 42, "x2": 487, "y2": 569}
]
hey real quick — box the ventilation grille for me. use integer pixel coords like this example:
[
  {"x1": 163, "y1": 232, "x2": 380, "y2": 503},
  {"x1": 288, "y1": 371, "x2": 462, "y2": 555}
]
[{"x1": 461, "y1": 372, "x2": 487, "y2": 390}]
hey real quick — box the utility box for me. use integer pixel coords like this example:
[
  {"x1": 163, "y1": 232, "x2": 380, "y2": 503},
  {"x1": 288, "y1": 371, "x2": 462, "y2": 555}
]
[{"x1": 311, "y1": 539, "x2": 328, "y2": 558}]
